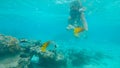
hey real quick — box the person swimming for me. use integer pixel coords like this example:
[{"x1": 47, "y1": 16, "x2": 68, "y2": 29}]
[{"x1": 66, "y1": 0, "x2": 88, "y2": 31}]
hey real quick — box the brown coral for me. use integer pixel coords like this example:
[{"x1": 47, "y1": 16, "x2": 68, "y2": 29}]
[{"x1": 0, "y1": 34, "x2": 20, "y2": 55}]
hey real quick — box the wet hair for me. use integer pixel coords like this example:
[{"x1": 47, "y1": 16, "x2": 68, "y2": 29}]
[{"x1": 70, "y1": 0, "x2": 82, "y2": 9}]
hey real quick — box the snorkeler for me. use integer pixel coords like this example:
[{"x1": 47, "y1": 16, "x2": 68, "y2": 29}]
[{"x1": 66, "y1": 0, "x2": 88, "y2": 31}]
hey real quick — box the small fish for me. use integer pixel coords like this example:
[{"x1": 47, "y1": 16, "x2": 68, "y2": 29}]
[
  {"x1": 74, "y1": 27, "x2": 84, "y2": 37},
  {"x1": 41, "y1": 41, "x2": 50, "y2": 52}
]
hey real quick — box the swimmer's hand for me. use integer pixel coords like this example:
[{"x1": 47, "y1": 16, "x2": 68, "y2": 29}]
[
  {"x1": 79, "y1": 7, "x2": 86, "y2": 12},
  {"x1": 66, "y1": 24, "x2": 75, "y2": 30}
]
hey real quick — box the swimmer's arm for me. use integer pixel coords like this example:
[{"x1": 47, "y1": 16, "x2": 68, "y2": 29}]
[{"x1": 80, "y1": 12, "x2": 88, "y2": 31}]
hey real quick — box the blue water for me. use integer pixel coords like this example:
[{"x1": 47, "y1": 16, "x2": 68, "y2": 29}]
[{"x1": 0, "y1": 0, "x2": 120, "y2": 68}]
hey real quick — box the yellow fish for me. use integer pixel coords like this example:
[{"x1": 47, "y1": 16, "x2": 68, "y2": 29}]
[
  {"x1": 41, "y1": 41, "x2": 50, "y2": 52},
  {"x1": 74, "y1": 27, "x2": 84, "y2": 37}
]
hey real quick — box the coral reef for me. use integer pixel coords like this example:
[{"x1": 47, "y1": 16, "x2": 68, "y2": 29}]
[
  {"x1": 0, "y1": 34, "x2": 20, "y2": 56},
  {"x1": 0, "y1": 34, "x2": 109, "y2": 68}
]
